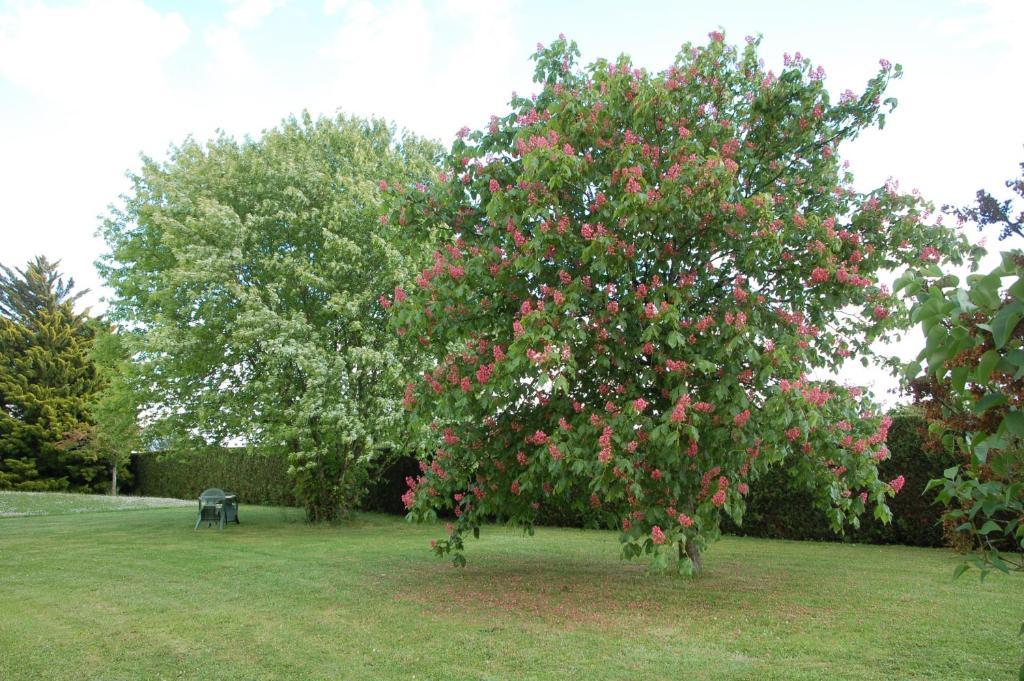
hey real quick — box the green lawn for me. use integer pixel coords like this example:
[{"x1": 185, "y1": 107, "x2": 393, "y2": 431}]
[
  {"x1": 0, "y1": 495, "x2": 1020, "y2": 680},
  {"x1": 0, "y1": 491, "x2": 192, "y2": 517}
]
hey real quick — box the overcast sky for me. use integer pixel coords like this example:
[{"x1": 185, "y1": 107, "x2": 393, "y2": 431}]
[{"x1": 1, "y1": 0, "x2": 1021, "y2": 402}]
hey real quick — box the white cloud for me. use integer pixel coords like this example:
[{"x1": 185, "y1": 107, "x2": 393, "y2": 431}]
[
  {"x1": 225, "y1": 0, "x2": 288, "y2": 30},
  {"x1": 322, "y1": 0, "x2": 349, "y2": 16},
  {"x1": 317, "y1": 0, "x2": 524, "y2": 140},
  {"x1": 0, "y1": 0, "x2": 189, "y2": 104},
  {"x1": 927, "y1": 0, "x2": 1024, "y2": 55}
]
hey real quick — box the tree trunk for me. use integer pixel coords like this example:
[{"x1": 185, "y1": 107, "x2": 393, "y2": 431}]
[
  {"x1": 680, "y1": 538, "x2": 703, "y2": 573},
  {"x1": 111, "y1": 461, "x2": 118, "y2": 496}
]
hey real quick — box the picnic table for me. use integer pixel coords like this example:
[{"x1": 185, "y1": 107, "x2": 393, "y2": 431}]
[{"x1": 194, "y1": 488, "x2": 240, "y2": 529}]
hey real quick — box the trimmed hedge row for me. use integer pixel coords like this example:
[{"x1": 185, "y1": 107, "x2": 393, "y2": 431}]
[
  {"x1": 130, "y1": 413, "x2": 954, "y2": 548},
  {"x1": 129, "y1": 448, "x2": 416, "y2": 513},
  {"x1": 130, "y1": 448, "x2": 297, "y2": 507}
]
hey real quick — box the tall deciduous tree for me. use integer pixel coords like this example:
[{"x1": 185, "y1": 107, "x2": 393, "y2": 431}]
[
  {"x1": 85, "y1": 325, "x2": 142, "y2": 495},
  {"x1": 0, "y1": 256, "x2": 102, "y2": 490},
  {"x1": 387, "y1": 34, "x2": 968, "y2": 572},
  {"x1": 99, "y1": 113, "x2": 441, "y2": 520}
]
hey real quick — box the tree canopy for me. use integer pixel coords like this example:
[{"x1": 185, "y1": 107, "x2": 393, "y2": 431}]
[
  {"x1": 0, "y1": 256, "x2": 102, "y2": 490},
  {"x1": 99, "y1": 113, "x2": 442, "y2": 519},
  {"x1": 387, "y1": 34, "x2": 968, "y2": 572}
]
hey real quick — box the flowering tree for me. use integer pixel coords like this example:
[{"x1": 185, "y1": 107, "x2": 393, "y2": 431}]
[
  {"x1": 386, "y1": 34, "x2": 966, "y2": 573},
  {"x1": 100, "y1": 114, "x2": 440, "y2": 521}
]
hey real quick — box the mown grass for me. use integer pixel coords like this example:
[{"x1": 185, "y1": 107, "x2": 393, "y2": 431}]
[
  {"x1": 0, "y1": 491, "x2": 192, "y2": 517},
  {"x1": 0, "y1": 496, "x2": 1020, "y2": 680}
]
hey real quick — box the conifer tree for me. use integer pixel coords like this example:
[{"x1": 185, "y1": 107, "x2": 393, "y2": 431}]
[{"x1": 0, "y1": 256, "x2": 103, "y2": 490}]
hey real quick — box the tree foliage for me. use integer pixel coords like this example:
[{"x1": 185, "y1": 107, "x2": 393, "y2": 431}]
[
  {"x1": 99, "y1": 113, "x2": 441, "y2": 520},
  {"x1": 0, "y1": 256, "x2": 103, "y2": 490},
  {"x1": 905, "y1": 164, "x2": 1024, "y2": 576},
  {"x1": 83, "y1": 325, "x2": 142, "y2": 494},
  {"x1": 945, "y1": 160, "x2": 1024, "y2": 242},
  {"x1": 386, "y1": 34, "x2": 967, "y2": 572}
]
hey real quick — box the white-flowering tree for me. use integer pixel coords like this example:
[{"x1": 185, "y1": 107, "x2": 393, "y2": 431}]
[{"x1": 99, "y1": 114, "x2": 441, "y2": 520}]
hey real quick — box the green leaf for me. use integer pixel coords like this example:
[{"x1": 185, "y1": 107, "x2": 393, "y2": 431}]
[
  {"x1": 951, "y1": 366, "x2": 968, "y2": 392},
  {"x1": 968, "y1": 275, "x2": 1001, "y2": 309},
  {"x1": 952, "y1": 562, "x2": 969, "y2": 580},
  {"x1": 990, "y1": 301, "x2": 1024, "y2": 349},
  {"x1": 979, "y1": 520, "x2": 1001, "y2": 535},
  {"x1": 1004, "y1": 411, "x2": 1024, "y2": 438},
  {"x1": 975, "y1": 392, "x2": 1008, "y2": 415},
  {"x1": 976, "y1": 350, "x2": 1000, "y2": 384}
]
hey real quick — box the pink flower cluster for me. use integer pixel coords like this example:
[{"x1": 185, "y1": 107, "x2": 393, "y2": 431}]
[
  {"x1": 598, "y1": 426, "x2": 614, "y2": 464},
  {"x1": 525, "y1": 430, "x2": 549, "y2": 445},
  {"x1": 670, "y1": 395, "x2": 692, "y2": 423}
]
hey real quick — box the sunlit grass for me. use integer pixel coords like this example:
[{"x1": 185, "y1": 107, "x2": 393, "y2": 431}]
[
  {"x1": 0, "y1": 503, "x2": 1019, "y2": 680},
  {"x1": 0, "y1": 490, "x2": 192, "y2": 517}
]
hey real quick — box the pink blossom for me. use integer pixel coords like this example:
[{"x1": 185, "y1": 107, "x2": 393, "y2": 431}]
[
  {"x1": 651, "y1": 526, "x2": 667, "y2": 545},
  {"x1": 734, "y1": 410, "x2": 750, "y2": 428},
  {"x1": 526, "y1": 430, "x2": 549, "y2": 445},
  {"x1": 671, "y1": 395, "x2": 691, "y2": 423},
  {"x1": 666, "y1": 359, "x2": 687, "y2": 373},
  {"x1": 475, "y1": 363, "x2": 494, "y2": 384},
  {"x1": 678, "y1": 513, "x2": 694, "y2": 527},
  {"x1": 633, "y1": 398, "x2": 649, "y2": 413},
  {"x1": 890, "y1": 475, "x2": 905, "y2": 494}
]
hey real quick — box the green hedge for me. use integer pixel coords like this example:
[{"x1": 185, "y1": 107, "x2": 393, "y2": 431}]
[
  {"x1": 130, "y1": 448, "x2": 297, "y2": 507},
  {"x1": 130, "y1": 413, "x2": 953, "y2": 548},
  {"x1": 131, "y1": 448, "x2": 415, "y2": 513},
  {"x1": 725, "y1": 412, "x2": 957, "y2": 547}
]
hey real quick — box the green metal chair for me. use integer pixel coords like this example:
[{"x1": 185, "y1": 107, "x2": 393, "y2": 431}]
[
  {"x1": 222, "y1": 492, "x2": 240, "y2": 525},
  {"x1": 195, "y1": 488, "x2": 226, "y2": 530}
]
